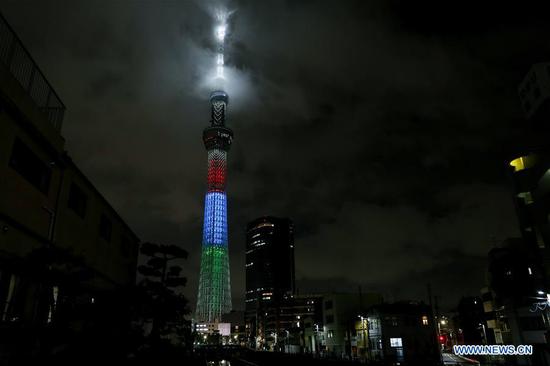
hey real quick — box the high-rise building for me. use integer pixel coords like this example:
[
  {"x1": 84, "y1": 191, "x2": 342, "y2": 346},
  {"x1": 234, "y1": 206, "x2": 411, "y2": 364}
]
[
  {"x1": 195, "y1": 91, "x2": 233, "y2": 322},
  {"x1": 244, "y1": 216, "x2": 295, "y2": 347},
  {"x1": 245, "y1": 217, "x2": 295, "y2": 312}
]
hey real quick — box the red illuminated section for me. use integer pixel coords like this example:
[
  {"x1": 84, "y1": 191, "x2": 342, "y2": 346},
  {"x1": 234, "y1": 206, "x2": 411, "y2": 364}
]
[{"x1": 207, "y1": 151, "x2": 227, "y2": 191}]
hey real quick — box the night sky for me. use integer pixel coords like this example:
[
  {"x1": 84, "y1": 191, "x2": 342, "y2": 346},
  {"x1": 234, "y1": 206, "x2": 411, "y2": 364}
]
[{"x1": 4, "y1": 0, "x2": 550, "y2": 311}]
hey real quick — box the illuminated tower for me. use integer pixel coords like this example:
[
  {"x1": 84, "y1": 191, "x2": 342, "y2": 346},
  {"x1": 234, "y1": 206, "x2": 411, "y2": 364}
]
[
  {"x1": 196, "y1": 91, "x2": 233, "y2": 322},
  {"x1": 196, "y1": 13, "x2": 233, "y2": 322}
]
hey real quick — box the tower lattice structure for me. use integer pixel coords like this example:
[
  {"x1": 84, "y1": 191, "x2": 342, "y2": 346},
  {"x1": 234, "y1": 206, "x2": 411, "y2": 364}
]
[{"x1": 196, "y1": 91, "x2": 233, "y2": 322}]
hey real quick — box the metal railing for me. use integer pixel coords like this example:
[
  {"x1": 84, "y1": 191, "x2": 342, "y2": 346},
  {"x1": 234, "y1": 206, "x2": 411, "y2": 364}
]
[{"x1": 0, "y1": 12, "x2": 65, "y2": 131}]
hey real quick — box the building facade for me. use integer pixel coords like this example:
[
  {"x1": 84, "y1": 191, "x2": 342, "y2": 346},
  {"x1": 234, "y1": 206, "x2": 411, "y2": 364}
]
[
  {"x1": 245, "y1": 217, "x2": 295, "y2": 313},
  {"x1": 474, "y1": 63, "x2": 550, "y2": 365},
  {"x1": 244, "y1": 216, "x2": 295, "y2": 346},
  {"x1": 518, "y1": 63, "x2": 550, "y2": 130},
  {"x1": 0, "y1": 11, "x2": 139, "y2": 358},
  {"x1": 367, "y1": 302, "x2": 440, "y2": 365},
  {"x1": 321, "y1": 292, "x2": 383, "y2": 359}
]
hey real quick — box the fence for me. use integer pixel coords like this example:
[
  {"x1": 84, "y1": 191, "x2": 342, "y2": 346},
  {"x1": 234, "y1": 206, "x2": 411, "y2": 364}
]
[{"x1": 0, "y1": 13, "x2": 65, "y2": 130}]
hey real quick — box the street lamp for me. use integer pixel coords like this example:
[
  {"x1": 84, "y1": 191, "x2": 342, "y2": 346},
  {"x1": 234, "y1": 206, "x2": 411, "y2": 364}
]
[{"x1": 478, "y1": 323, "x2": 487, "y2": 344}]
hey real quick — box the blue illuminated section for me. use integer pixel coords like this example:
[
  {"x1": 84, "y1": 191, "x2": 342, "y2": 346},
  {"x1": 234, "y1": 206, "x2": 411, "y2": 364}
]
[{"x1": 202, "y1": 191, "x2": 228, "y2": 246}]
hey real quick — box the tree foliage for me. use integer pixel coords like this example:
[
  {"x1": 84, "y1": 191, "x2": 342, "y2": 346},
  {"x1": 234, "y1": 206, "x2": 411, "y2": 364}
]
[{"x1": 137, "y1": 242, "x2": 191, "y2": 345}]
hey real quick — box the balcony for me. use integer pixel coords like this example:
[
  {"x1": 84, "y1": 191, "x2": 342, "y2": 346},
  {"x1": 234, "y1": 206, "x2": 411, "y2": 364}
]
[{"x1": 0, "y1": 13, "x2": 65, "y2": 131}]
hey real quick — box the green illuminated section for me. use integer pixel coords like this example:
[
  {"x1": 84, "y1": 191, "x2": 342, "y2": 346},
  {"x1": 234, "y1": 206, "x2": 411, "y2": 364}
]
[{"x1": 196, "y1": 245, "x2": 231, "y2": 321}]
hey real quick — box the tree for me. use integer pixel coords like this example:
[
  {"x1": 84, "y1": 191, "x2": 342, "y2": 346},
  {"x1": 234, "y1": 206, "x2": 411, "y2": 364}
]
[{"x1": 137, "y1": 242, "x2": 191, "y2": 346}]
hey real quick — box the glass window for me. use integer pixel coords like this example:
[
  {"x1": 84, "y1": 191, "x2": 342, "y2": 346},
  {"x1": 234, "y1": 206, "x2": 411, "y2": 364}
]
[
  {"x1": 390, "y1": 337, "x2": 403, "y2": 347},
  {"x1": 9, "y1": 138, "x2": 51, "y2": 194},
  {"x1": 422, "y1": 315, "x2": 429, "y2": 325}
]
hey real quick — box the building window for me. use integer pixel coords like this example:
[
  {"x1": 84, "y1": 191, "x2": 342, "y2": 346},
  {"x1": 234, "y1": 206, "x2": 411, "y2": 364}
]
[
  {"x1": 324, "y1": 300, "x2": 333, "y2": 310},
  {"x1": 327, "y1": 330, "x2": 334, "y2": 338},
  {"x1": 9, "y1": 138, "x2": 51, "y2": 194},
  {"x1": 325, "y1": 314, "x2": 334, "y2": 324},
  {"x1": 68, "y1": 182, "x2": 87, "y2": 218},
  {"x1": 422, "y1": 315, "x2": 429, "y2": 325},
  {"x1": 99, "y1": 214, "x2": 112, "y2": 242},
  {"x1": 510, "y1": 155, "x2": 536, "y2": 172},
  {"x1": 517, "y1": 191, "x2": 533, "y2": 205},
  {"x1": 390, "y1": 337, "x2": 403, "y2": 347}
]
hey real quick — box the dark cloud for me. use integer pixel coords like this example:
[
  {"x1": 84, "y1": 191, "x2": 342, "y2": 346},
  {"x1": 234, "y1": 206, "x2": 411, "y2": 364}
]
[{"x1": 3, "y1": 0, "x2": 549, "y2": 311}]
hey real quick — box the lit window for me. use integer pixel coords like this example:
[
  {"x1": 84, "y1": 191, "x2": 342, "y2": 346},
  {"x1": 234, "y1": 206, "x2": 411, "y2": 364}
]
[
  {"x1": 422, "y1": 316, "x2": 428, "y2": 325},
  {"x1": 390, "y1": 338, "x2": 402, "y2": 347},
  {"x1": 528, "y1": 267, "x2": 533, "y2": 275},
  {"x1": 510, "y1": 156, "x2": 536, "y2": 172}
]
